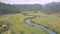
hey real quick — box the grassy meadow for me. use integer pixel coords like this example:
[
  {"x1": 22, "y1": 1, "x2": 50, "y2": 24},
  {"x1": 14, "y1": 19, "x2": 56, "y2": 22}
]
[
  {"x1": 31, "y1": 13, "x2": 60, "y2": 34},
  {"x1": 0, "y1": 14, "x2": 48, "y2": 34}
]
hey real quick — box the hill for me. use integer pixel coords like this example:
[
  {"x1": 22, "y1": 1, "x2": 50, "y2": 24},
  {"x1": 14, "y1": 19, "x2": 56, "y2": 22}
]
[
  {"x1": 42, "y1": 2, "x2": 60, "y2": 14},
  {"x1": 0, "y1": 2, "x2": 21, "y2": 15},
  {"x1": 0, "y1": 2, "x2": 60, "y2": 14}
]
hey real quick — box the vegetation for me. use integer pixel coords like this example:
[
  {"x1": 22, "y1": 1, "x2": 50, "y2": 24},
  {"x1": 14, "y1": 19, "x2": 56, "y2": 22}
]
[
  {"x1": 0, "y1": 2, "x2": 60, "y2": 34},
  {"x1": 0, "y1": 14, "x2": 48, "y2": 34},
  {"x1": 0, "y1": 2, "x2": 21, "y2": 15},
  {"x1": 42, "y1": 2, "x2": 60, "y2": 14},
  {"x1": 31, "y1": 13, "x2": 60, "y2": 34},
  {"x1": 0, "y1": 2, "x2": 60, "y2": 15}
]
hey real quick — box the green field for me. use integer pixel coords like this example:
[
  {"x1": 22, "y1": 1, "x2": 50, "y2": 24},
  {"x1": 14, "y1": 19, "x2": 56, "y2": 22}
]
[
  {"x1": 0, "y1": 14, "x2": 48, "y2": 34},
  {"x1": 31, "y1": 13, "x2": 60, "y2": 34}
]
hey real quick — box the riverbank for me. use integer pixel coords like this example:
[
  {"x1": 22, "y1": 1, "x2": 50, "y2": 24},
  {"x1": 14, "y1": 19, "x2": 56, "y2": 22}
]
[{"x1": 25, "y1": 17, "x2": 56, "y2": 34}]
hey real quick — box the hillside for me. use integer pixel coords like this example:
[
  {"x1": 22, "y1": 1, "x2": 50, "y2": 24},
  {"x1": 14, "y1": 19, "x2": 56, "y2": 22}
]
[
  {"x1": 0, "y1": 2, "x2": 20, "y2": 15},
  {"x1": 13, "y1": 4, "x2": 42, "y2": 11},
  {"x1": 0, "y1": 2, "x2": 60, "y2": 14},
  {"x1": 42, "y1": 2, "x2": 60, "y2": 14}
]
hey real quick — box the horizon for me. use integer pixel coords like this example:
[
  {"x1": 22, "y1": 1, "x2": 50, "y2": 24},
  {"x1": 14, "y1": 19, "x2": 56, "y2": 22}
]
[{"x1": 0, "y1": 0, "x2": 60, "y2": 5}]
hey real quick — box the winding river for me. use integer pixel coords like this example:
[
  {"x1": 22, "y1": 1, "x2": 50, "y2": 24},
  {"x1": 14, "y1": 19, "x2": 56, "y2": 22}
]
[{"x1": 25, "y1": 16, "x2": 56, "y2": 34}]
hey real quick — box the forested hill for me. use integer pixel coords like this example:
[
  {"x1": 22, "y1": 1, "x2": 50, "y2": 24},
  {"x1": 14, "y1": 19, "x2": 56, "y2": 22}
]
[
  {"x1": 42, "y1": 2, "x2": 60, "y2": 14},
  {"x1": 0, "y1": 2, "x2": 60, "y2": 14},
  {"x1": 0, "y1": 2, "x2": 21, "y2": 14},
  {"x1": 13, "y1": 4, "x2": 42, "y2": 11},
  {"x1": 0, "y1": 2, "x2": 42, "y2": 14}
]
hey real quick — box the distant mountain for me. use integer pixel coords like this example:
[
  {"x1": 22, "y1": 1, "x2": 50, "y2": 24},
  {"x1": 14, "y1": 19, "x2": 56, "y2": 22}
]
[
  {"x1": 42, "y1": 2, "x2": 60, "y2": 14},
  {"x1": 0, "y1": 2, "x2": 60, "y2": 15},
  {"x1": 0, "y1": 2, "x2": 42, "y2": 14},
  {"x1": 13, "y1": 4, "x2": 42, "y2": 11},
  {"x1": 0, "y1": 2, "x2": 21, "y2": 15}
]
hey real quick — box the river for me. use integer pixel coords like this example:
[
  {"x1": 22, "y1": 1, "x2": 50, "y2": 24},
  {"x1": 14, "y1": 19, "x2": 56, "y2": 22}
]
[{"x1": 25, "y1": 16, "x2": 56, "y2": 34}]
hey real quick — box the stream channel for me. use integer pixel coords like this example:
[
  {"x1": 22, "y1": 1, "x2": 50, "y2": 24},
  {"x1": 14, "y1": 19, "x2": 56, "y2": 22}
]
[{"x1": 25, "y1": 16, "x2": 56, "y2": 34}]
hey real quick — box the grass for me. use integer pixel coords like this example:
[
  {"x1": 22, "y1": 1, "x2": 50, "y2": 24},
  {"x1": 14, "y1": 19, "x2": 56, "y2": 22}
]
[
  {"x1": 0, "y1": 14, "x2": 48, "y2": 34},
  {"x1": 32, "y1": 13, "x2": 60, "y2": 34}
]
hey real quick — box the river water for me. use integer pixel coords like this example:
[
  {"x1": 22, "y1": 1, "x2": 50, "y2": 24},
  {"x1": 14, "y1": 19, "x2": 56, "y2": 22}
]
[{"x1": 25, "y1": 17, "x2": 56, "y2": 34}]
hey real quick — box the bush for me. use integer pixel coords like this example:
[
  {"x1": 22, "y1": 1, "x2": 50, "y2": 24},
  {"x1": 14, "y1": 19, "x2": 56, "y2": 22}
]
[{"x1": 0, "y1": 21, "x2": 11, "y2": 33}]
